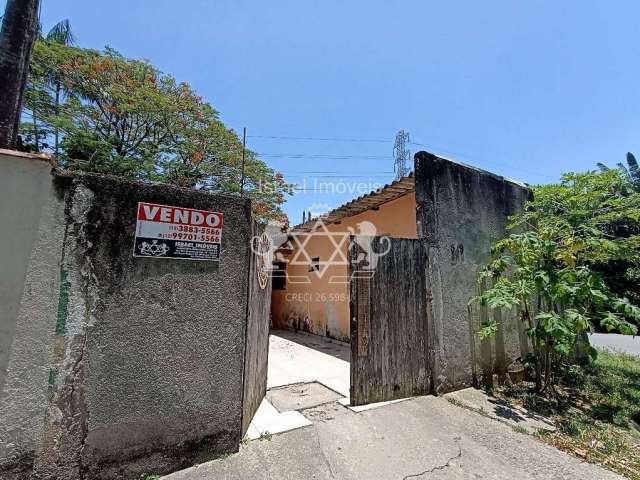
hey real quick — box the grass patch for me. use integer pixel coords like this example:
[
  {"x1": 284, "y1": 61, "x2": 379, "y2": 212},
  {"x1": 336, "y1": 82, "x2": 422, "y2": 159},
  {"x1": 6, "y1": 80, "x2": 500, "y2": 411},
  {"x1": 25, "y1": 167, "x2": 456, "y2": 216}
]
[
  {"x1": 495, "y1": 349, "x2": 640, "y2": 479},
  {"x1": 512, "y1": 425, "x2": 529, "y2": 435}
]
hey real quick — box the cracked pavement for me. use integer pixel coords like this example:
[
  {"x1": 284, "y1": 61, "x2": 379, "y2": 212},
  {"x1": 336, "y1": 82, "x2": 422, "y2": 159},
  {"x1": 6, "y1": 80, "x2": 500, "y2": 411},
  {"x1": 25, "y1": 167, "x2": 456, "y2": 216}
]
[
  {"x1": 402, "y1": 441, "x2": 462, "y2": 479},
  {"x1": 164, "y1": 395, "x2": 622, "y2": 480}
]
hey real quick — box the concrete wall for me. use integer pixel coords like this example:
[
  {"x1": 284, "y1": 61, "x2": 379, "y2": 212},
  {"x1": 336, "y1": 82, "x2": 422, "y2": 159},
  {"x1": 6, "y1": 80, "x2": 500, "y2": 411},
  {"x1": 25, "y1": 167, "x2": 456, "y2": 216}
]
[
  {"x1": 0, "y1": 150, "x2": 63, "y2": 475},
  {"x1": 0, "y1": 150, "x2": 261, "y2": 479},
  {"x1": 40, "y1": 172, "x2": 252, "y2": 479},
  {"x1": 414, "y1": 152, "x2": 530, "y2": 393},
  {"x1": 272, "y1": 192, "x2": 417, "y2": 342}
]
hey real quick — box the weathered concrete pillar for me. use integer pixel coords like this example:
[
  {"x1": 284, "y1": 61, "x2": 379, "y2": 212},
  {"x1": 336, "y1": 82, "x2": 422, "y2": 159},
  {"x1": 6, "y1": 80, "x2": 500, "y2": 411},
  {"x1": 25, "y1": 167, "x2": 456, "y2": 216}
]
[{"x1": 414, "y1": 151, "x2": 530, "y2": 393}]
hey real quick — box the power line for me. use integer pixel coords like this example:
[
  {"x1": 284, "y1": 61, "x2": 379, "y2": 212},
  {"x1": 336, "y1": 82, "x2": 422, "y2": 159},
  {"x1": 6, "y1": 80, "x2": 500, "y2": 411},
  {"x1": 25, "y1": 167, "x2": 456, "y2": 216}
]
[
  {"x1": 256, "y1": 153, "x2": 391, "y2": 160},
  {"x1": 284, "y1": 175, "x2": 395, "y2": 179},
  {"x1": 282, "y1": 170, "x2": 394, "y2": 174},
  {"x1": 247, "y1": 132, "x2": 551, "y2": 180},
  {"x1": 247, "y1": 134, "x2": 391, "y2": 143}
]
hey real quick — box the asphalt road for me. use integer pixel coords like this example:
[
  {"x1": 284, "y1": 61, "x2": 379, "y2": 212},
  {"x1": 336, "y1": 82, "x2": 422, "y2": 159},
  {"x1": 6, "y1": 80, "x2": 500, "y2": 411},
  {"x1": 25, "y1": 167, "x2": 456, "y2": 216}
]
[{"x1": 589, "y1": 333, "x2": 640, "y2": 356}]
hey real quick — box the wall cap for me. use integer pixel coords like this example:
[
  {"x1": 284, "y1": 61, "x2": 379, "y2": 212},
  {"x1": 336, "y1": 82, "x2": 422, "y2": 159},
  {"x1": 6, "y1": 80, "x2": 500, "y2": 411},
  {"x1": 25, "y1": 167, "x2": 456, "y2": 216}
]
[
  {"x1": 414, "y1": 150, "x2": 529, "y2": 190},
  {"x1": 53, "y1": 168, "x2": 252, "y2": 209},
  {"x1": 0, "y1": 148, "x2": 56, "y2": 165}
]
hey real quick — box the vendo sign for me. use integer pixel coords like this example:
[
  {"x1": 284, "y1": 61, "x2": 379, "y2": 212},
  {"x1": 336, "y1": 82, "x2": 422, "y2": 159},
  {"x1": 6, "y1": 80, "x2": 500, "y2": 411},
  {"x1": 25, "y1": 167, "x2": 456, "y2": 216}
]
[{"x1": 133, "y1": 202, "x2": 223, "y2": 261}]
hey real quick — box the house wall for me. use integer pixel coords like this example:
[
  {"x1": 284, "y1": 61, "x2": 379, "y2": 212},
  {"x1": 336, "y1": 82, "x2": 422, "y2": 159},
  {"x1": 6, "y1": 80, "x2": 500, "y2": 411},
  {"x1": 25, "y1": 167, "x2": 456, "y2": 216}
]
[
  {"x1": 271, "y1": 192, "x2": 417, "y2": 342},
  {"x1": 414, "y1": 152, "x2": 530, "y2": 393},
  {"x1": 0, "y1": 151, "x2": 63, "y2": 475}
]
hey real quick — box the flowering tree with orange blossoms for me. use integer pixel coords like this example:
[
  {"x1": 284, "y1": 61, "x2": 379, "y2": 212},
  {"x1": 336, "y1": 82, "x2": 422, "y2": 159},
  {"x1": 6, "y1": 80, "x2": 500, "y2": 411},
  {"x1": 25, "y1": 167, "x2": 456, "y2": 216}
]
[{"x1": 22, "y1": 41, "x2": 291, "y2": 223}]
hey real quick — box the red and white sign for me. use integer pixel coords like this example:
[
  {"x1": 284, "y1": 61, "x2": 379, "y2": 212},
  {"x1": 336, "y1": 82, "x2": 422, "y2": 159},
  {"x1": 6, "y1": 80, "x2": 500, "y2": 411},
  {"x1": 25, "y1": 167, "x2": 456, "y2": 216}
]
[{"x1": 134, "y1": 202, "x2": 223, "y2": 261}]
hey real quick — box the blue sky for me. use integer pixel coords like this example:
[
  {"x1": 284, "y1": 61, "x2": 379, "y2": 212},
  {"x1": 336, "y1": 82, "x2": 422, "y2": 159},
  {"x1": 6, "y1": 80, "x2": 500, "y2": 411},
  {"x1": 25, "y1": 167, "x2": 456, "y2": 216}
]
[{"x1": 34, "y1": 0, "x2": 640, "y2": 222}]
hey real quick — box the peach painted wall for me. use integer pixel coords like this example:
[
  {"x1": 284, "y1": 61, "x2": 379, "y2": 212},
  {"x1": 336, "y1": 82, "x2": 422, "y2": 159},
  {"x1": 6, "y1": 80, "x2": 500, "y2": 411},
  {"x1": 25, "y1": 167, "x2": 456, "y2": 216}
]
[{"x1": 271, "y1": 192, "x2": 417, "y2": 342}]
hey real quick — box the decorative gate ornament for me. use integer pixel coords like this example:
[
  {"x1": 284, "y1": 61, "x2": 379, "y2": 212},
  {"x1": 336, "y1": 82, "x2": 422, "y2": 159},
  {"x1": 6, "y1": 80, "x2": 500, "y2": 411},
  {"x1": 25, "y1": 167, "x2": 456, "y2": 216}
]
[{"x1": 253, "y1": 232, "x2": 271, "y2": 290}]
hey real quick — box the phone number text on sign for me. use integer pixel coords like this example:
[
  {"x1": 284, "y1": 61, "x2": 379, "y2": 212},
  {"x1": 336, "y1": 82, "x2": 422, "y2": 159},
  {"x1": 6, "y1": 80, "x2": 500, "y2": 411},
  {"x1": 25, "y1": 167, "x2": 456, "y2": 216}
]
[
  {"x1": 157, "y1": 224, "x2": 221, "y2": 243},
  {"x1": 134, "y1": 202, "x2": 223, "y2": 261}
]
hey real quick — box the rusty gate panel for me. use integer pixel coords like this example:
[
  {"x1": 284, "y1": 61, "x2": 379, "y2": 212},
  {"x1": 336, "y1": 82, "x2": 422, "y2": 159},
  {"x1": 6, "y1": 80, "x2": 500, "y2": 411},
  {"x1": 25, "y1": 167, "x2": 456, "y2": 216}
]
[{"x1": 349, "y1": 236, "x2": 430, "y2": 406}]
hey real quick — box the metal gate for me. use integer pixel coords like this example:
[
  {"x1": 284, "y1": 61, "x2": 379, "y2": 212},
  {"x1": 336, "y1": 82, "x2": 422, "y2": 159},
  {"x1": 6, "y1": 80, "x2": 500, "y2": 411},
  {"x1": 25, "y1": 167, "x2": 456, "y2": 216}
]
[{"x1": 349, "y1": 236, "x2": 431, "y2": 406}]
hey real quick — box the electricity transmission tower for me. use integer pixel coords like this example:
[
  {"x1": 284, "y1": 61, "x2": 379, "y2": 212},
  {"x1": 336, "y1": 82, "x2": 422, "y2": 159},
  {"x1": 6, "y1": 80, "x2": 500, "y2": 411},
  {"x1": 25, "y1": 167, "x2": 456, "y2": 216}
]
[{"x1": 393, "y1": 130, "x2": 411, "y2": 180}]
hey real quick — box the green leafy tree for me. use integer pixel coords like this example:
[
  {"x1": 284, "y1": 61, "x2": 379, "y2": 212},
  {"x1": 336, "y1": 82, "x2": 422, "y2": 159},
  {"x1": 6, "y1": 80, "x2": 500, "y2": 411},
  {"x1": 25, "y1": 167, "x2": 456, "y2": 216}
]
[
  {"x1": 597, "y1": 152, "x2": 640, "y2": 192},
  {"x1": 21, "y1": 40, "x2": 291, "y2": 222},
  {"x1": 21, "y1": 19, "x2": 75, "y2": 152},
  {"x1": 474, "y1": 169, "x2": 640, "y2": 392},
  {"x1": 594, "y1": 153, "x2": 640, "y2": 304},
  {"x1": 45, "y1": 19, "x2": 75, "y2": 155}
]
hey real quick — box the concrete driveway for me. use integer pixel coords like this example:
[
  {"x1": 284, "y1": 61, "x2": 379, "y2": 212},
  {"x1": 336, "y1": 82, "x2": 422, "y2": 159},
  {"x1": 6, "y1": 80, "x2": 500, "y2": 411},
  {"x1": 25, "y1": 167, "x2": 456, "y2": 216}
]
[
  {"x1": 165, "y1": 393, "x2": 622, "y2": 480},
  {"x1": 164, "y1": 331, "x2": 622, "y2": 479},
  {"x1": 267, "y1": 330, "x2": 350, "y2": 397},
  {"x1": 244, "y1": 330, "x2": 351, "y2": 440}
]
